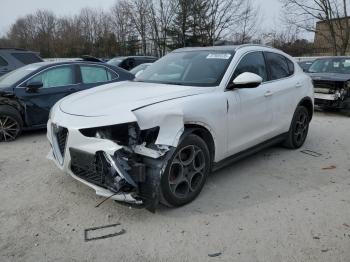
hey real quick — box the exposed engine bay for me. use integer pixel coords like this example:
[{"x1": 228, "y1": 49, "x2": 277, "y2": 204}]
[
  {"x1": 313, "y1": 80, "x2": 350, "y2": 109},
  {"x1": 64, "y1": 123, "x2": 175, "y2": 212}
]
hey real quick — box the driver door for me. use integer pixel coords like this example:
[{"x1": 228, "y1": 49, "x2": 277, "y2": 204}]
[
  {"x1": 15, "y1": 65, "x2": 78, "y2": 127},
  {"x1": 225, "y1": 51, "x2": 274, "y2": 155}
]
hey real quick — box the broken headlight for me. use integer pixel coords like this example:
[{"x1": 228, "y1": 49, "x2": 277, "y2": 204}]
[
  {"x1": 79, "y1": 122, "x2": 139, "y2": 146},
  {"x1": 79, "y1": 123, "x2": 160, "y2": 147}
]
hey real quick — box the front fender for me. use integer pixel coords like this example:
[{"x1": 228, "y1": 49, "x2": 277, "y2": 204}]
[{"x1": 133, "y1": 106, "x2": 184, "y2": 147}]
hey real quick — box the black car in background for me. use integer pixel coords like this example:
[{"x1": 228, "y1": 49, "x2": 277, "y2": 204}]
[
  {"x1": 0, "y1": 48, "x2": 43, "y2": 77},
  {"x1": 0, "y1": 61, "x2": 134, "y2": 141},
  {"x1": 298, "y1": 60, "x2": 314, "y2": 72},
  {"x1": 107, "y1": 56, "x2": 158, "y2": 70},
  {"x1": 307, "y1": 57, "x2": 350, "y2": 115}
]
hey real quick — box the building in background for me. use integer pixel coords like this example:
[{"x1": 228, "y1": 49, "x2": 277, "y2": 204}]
[{"x1": 314, "y1": 17, "x2": 350, "y2": 56}]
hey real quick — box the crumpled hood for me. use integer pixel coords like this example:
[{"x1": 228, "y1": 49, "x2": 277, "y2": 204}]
[
  {"x1": 59, "y1": 81, "x2": 209, "y2": 117},
  {"x1": 309, "y1": 73, "x2": 350, "y2": 82}
]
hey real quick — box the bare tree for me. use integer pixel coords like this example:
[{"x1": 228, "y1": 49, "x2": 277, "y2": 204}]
[
  {"x1": 127, "y1": 0, "x2": 150, "y2": 54},
  {"x1": 281, "y1": 0, "x2": 350, "y2": 55},
  {"x1": 233, "y1": 0, "x2": 261, "y2": 44},
  {"x1": 148, "y1": 0, "x2": 177, "y2": 56},
  {"x1": 204, "y1": 0, "x2": 245, "y2": 45}
]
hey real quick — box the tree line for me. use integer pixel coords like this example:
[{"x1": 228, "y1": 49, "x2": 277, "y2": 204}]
[
  {"x1": 0, "y1": 0, "x2": 348, "y2": 58},
  {"x1": 0, "y1": 0, "x2": 260, "y2": 58}
]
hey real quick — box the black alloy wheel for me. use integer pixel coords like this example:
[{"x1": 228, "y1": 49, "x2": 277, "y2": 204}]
[
  {"x1": 161, "y1": 134, "x2": 210, "y2": 207},
  {"x1": 0, "y1": 115, "x2": 21, "y2": 142},
  {"x1": 283, "y1": 106, "x2": 310, "y2": 149}
]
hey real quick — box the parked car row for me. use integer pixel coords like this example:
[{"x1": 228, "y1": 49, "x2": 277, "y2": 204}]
[{"x1": 6, "y1": 44, "x2": 349, "y2": 210}]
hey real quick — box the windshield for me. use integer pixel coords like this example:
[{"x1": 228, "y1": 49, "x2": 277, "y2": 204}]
[
  {"x1": 309, "y1": 58, "x2": 350, "y2": 74},
  {"x1": 0, "y1": 64, "x2": 41, "y2": 88},
  {"x1": 107, "y1": 58, "x2": 124, "y2": 67},
  {"x1": 135, "y1": 50, "x2": 234, "y2": 86}
]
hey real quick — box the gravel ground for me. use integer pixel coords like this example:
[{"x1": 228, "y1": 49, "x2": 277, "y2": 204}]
[{"x1": 0, "y1": 111, "x2": 349, "y2": 262}]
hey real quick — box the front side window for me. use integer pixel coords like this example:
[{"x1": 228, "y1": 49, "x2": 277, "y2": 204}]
[
  {"x1": 80, "y1": 65, "x2": 116, "y2": 84},
  {"x1": 233, "y1": 52, "x2": 268, "y2": 82},
  {"x1": 30, "y1": 66, "x2": 74, "y2": 88},
  {"x1": 136, "y1": 50, "x2": 234, "y2": 87},
  {"x1": 265, "y1": 52, "x2": 290, "y2": 80}
]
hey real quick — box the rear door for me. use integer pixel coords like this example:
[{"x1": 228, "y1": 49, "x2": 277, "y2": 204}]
[
  {"x1": 15, "y1": 65, "x2": 78, "y2": 126},
  {"x1": 78, "y1": 64, "x2": 120, "y2": 90},
  {"x1": 264, "y1": 52, "x2": 299, "y2": 134}
]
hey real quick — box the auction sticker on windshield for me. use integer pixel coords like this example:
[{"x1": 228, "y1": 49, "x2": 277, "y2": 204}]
[{"x1": 206, "y1": 53, "x2": 231, "y2": 60}]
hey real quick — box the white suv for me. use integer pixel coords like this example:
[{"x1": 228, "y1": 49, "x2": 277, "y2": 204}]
[{"x1": 47, "y1": 45, "x2": 314, "y2": 211}]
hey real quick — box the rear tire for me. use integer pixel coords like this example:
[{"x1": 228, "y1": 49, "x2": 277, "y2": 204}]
[
  {"x1": 160, "y1": 134, "x2": 210, "y2": 207},
  {"x1": 283, "y1": 106, "x2": 310, "y2": 149},
  {"x1": 0, "y1": 105, "x2": 23, "y2": 142}
]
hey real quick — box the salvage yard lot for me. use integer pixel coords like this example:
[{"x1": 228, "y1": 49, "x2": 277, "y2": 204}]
[{"x1": 0, "y1": 111, "x2": 349, "y2": 262}]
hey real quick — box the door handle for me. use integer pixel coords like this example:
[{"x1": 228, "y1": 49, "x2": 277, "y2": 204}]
[
  {"x1": 296, "y1": 82, "x2": 302, "y2": 88},
  {"x1": 264, "y1": 91, "x2": 274, "y2": 97}
]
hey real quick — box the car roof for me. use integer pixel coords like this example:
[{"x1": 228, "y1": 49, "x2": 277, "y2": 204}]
[
  {"x1": 173, "y1": 44, "x2": 281, "y2": 53},
  {"x1": 314, "y1": 56, "x2": 350, "y2": 60},
  {"x1": 112, "y1": 56, "x2": 158, "y2": 59},
  {"x1": 30, "y1": 61, "x2": 111, "y2": 67}
]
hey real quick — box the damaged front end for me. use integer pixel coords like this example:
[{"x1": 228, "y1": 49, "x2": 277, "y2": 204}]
[
  {"x1": 313, "y1": 80, "x2": 350, "y2": 109},
  {"x1": 69, "y1": 122, "x2": 175, "y2": 211}
]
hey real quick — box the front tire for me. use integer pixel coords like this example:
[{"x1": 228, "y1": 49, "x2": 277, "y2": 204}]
[
  {"x1": 0, "y1": 105, "x2": 23, "y2": 142},
  {"x1": 283, "y1": 106, "x2": 310, "y2": 149},
  {"x1": 160, "y1": 134, "x2": 210, "y2": 207}
]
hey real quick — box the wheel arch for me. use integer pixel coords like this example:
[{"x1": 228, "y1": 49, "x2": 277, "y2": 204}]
[
  {"x1": 298, "y1": 97, "x2": 314, "y2": 121},
  {"x1": 184, "y1": 123, "x2": 216, "y2": 169}
]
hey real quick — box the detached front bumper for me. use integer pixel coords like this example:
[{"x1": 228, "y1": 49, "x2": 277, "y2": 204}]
[{"x1": 47, "y1": 118, "x2": 170, "y2": 210}]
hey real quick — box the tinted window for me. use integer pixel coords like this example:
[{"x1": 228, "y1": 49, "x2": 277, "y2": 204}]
[
  {"x1": 286, "y1": 59, "x2": 295, "y2": 75},
  {"x1": 12, "y1": 53, "x2": 42, "y2": 64},
  {"x1": 0, "y1": 56, "x2": 8, "y2": 66},
  {"x1": 265, "y1": 52, "x2": 290, "y2": 80},
  {"x1": 30, "y1": 66, "x2": 74, "y2": 88},
  {"x1": 233, "y1": 52, "x2": 268, "y2": 82},
  {"x1": 80, "y1": 66, "x2": 116, "y2": 84}
]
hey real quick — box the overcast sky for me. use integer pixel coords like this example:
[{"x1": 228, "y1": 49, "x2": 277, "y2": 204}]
[{"x1": 0, "y1": 0, "x2": 282, "y2": 36}]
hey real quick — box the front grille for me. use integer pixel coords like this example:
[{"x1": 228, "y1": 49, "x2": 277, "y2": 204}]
[
  {"x1": 70, "y1": 148, "x2": 105, "y2": 188},
  {"x1": 56, "y1": 128, "x2": 68, "y2": 156},
  {"x1": 313, "y1": 80, "x2": 336, "y2": 90}
]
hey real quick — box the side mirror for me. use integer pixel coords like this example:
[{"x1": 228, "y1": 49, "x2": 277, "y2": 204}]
[
  {"x1": 230, "y1": 72, "x2": 263, "y2": 89},
  {"x1": 26, "y1": 80, "x2": 43, "y2": 92}
]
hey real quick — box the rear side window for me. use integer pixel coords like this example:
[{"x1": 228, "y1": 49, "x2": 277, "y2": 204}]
[
  {"x1": 0, "y1": 56, "x2": 8, "y2": 66},
  {"x1": 11, "y1": 53, "x2": 42, "y2": 65},
  {"x1": 233, "y1": 52, "x2": 268, "y2": 82},
  {"x1": 265, "y1": 52, "x2": 290, "y2": 80},
  {"x1": 80, "y1": 65, "x2": 117, "y2": 84}
]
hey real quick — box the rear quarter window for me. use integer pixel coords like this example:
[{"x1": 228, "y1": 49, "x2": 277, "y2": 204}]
[
  {"x1": 11, "y1": 53, "x2": 42, "y2": 65},
  {"x1": 265, "y1": 52, "x2": 291, "y2": 80}
]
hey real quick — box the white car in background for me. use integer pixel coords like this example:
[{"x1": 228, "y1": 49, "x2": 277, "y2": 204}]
[{"x1": 47, "y1": 45, "x2": 314, "y2": 211}]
